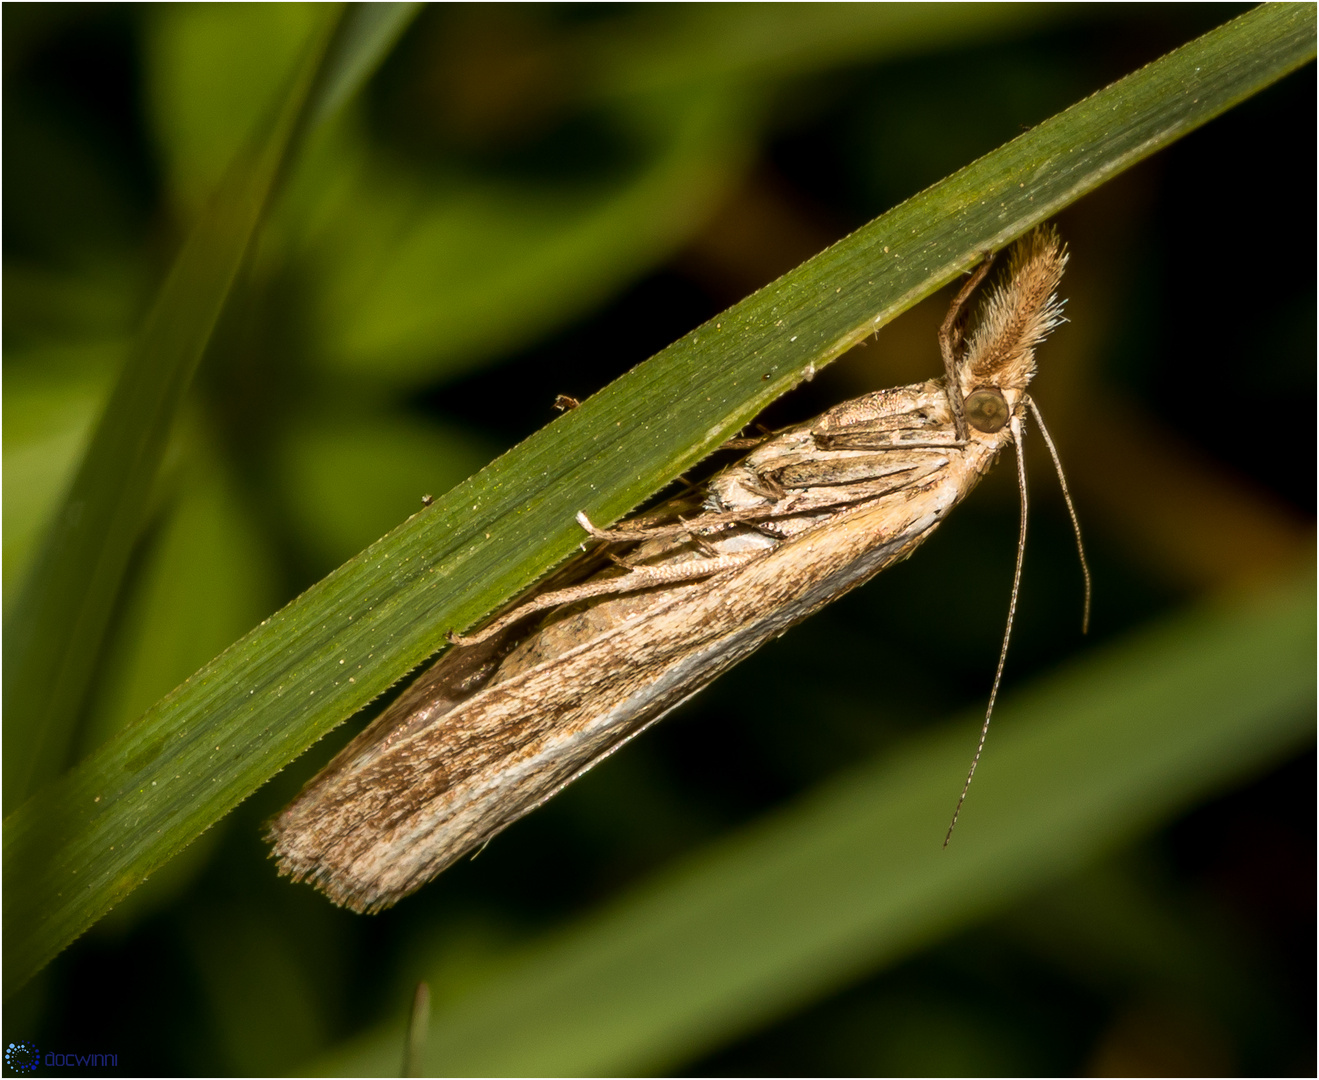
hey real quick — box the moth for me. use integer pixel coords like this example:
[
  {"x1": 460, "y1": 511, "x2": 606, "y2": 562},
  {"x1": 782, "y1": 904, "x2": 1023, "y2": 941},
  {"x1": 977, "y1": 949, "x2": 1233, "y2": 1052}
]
[{"x1": 269, "y1": 226, "x2": 1085, "y2": 913}]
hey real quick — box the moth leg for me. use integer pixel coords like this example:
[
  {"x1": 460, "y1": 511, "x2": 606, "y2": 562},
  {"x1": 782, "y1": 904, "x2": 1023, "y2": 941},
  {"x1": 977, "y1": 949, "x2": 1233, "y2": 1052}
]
[
  {"x1": 767, "y1": 456, "x2": 920, "y2": 489},
  {"x1": 576, "y1": 511, "x2": 707, "y2": 544},
  {"x1": 939, "y1": 251, "x2": 996, "y2": 441},
  {"x1": 833, "y1": 439, "x2": 967, "y2": 452},
  {"x1": 812, "y1": 434, "x2": 966, "y2": 452},
  {"x1": 720, "y1": 423, "x2": 773, "y2": 452},
  {"x1": 449, "y1": 549, "x2": 759, "y2": 646},
  {"x1": 811, "y1": 403, "x2": 962, "y2": 453},
  {"x1": 576, "y1": 507, "x2": 796, "y2": 543},
  {"x1": 603, "y1": 526, "x2": 715, "y2": 564},
  {"x1": 740, "y1": 472, "x2": 786, "y2": 502},
  {"x1": 688, "y1": 532, "x2": 722, "y2": 557}
]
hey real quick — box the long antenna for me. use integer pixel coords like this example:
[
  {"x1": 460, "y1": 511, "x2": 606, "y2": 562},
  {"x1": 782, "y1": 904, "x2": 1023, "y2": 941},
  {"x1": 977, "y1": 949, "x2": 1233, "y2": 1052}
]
[
  {"x1": 945, "y1": 413, "x2": 1029, "y2": 846},
  {"x1": 1026, "y1": 395, "x2": 1091, "y2": 633}
]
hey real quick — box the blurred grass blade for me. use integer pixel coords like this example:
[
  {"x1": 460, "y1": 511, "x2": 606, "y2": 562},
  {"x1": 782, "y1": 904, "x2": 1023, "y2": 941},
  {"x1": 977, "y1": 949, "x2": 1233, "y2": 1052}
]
[
  {"x1": 1, "y1": 4, "x2": 418, "y2": 810},
  {"x1": 308, "y1": 3, "x2": 420, "y2": 131},
  {"x1": 585, "y1": 3, "x2": 1072, "y2": 98},
  {"x1": 3, "y1": 4, "x2": 1313, "y2": 994},
  {"x1": 314, "y1": 568, "x2": 1314, "y2": 1077}
]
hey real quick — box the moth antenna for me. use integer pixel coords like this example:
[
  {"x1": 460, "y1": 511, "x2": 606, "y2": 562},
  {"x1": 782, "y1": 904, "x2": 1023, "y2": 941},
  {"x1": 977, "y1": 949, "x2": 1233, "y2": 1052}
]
[
  {"x1": 1025, "y1": 395, "x2": 1091, "y2": 634},
  {"x1": 945, "y1": 411, "x2": 1028, "y2": 847}
]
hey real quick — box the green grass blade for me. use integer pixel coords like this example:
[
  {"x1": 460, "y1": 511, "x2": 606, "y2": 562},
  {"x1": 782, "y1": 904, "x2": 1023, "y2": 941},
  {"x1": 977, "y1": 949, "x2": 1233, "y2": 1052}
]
[
  {"x1": 307, "y1": 4, "x2": 421, "y2": 131},
  {"x1": 3, "y1": 4, "x2": 1312, "y2": 994},
  {"x1": 313, "y1": 567, "x2": 1314, "y2": 1077},
  {"x1": 0, "y1": 4, "x2": 418, "y2": 810}
]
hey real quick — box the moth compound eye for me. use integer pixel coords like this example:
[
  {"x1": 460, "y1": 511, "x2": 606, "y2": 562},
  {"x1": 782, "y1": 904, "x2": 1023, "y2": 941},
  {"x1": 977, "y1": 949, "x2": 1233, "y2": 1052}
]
[{"x1": 964, "y1": 388, "x2": 1009, "y2": 433}]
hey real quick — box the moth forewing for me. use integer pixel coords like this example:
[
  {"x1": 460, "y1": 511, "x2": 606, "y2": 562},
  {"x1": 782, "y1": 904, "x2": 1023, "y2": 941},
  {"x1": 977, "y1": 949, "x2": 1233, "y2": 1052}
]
[{"x1": 269, "y1": 227, "x2": 1069, "y2": 913}]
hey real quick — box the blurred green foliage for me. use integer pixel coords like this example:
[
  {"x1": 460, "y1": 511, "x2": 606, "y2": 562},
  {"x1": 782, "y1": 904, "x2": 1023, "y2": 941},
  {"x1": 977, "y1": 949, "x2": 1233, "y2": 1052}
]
[{"x1": 3, "y1": 4, "x2": 1314, "y2": 1076}]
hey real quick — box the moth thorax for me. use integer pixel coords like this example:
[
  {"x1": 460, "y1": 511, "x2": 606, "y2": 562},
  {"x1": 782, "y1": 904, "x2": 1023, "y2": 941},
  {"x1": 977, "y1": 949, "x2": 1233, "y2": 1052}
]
[{"x1": 964, "y1": 387, "x2": 1009, "y2": 433}]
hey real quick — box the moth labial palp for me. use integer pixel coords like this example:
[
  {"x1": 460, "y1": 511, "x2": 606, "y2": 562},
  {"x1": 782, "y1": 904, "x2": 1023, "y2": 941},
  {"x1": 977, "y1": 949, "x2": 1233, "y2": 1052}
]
[{"x1": 267, "y1": 225, "x2": 1088, "y2": 914}]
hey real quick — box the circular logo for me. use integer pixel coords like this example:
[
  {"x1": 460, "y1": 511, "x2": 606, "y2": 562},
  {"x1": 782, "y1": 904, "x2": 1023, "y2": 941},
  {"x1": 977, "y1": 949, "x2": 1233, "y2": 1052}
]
[{"x1": 5, "y1": 1041, "x2": 40, "y2": 1073}]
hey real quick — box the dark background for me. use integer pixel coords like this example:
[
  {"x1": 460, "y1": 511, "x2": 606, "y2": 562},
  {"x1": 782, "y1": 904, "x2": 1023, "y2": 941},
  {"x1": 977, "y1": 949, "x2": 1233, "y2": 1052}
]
[{"x1": 4, "y1": 5, "x2": 1314, "y2": 1076}]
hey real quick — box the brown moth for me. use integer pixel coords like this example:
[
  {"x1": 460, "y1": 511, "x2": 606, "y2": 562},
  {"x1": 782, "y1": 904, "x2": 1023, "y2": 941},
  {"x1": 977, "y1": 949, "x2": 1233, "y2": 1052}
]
[{"x1": 269, "y1": 226, "x2": 1082, "y2": 913}]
